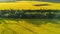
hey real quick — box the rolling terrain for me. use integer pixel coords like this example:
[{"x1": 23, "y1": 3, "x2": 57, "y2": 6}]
[
  {"x1": 0, "y1": 1, "x2": 60, "y2": 34},
  {"x1": 0, "y1": 19, "x2": 60, "y2": 34},
  {"x1": 0, "y1": 1, "x2": 60, "y2": 10}
]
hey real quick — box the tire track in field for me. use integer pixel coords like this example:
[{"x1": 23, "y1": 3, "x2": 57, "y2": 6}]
[
  {"x1": 0, "y1": 20, "x2": 17, "y2": 34},
  {"x1": 15, "y1": 21, "x2": 38, "y2": 34},
  {"x1": 17, "y1": 20, "x2": 60, "y2": 34},
  {"x1": 1, "y1": 19, "x2": 37, "y2": 34},
  {"x1": 14, "y1": 20, "x2": 57, "y2": 34},
  {"x1": 0, "y1": 19, "x2": 60, "y2": 34}
]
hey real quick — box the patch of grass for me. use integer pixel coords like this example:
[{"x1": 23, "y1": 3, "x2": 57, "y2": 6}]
[
  {"x1": 22, "y1": 19, "x2": 60, "y2": 26},
  {"x1": 0, "y1": 18, "x2": 60, "y2": 27}
]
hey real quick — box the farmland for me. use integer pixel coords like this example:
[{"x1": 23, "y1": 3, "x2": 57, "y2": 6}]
[
  {"x1": 0, "y1": 9, "x2": 60, "y2": 34},
  {"x1": 0, "y1": 18, "x2": 60, "y2": 34},
  {"x1": 0, "y1": 1, "x2": 60, "y2": 10},
  {"x1": 0, "y1": 1, "x2": 60, "y2": 34}
]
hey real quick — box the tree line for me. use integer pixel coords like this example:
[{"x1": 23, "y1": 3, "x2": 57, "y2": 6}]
[{"x1": 0, "y1": 9, "x2": 60, "y2": 19}]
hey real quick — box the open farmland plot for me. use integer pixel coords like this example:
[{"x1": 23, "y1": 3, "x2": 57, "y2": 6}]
[
  {"x1": 0, "y1": 18, "x2": 60, "y2": 34},
  {"x1": 0, "y1": 1, "x2": 60, "y2": 10},
  {"x1": 0, "y1": 1, "x2": 60, "y2": 34}
]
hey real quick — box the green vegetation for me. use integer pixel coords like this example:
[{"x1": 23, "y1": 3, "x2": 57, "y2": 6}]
[
  {"x1": 0, "y1": 9, "x2": 60, "y2": 19},
  {"x1": 0, "y1": 18, "x2": 59, "y2": 27},
  {"x1": 0, "y1": 9, "x2": 60, "y2": 26}
]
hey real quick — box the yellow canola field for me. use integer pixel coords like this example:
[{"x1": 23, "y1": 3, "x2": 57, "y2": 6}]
[
  {"x1": 0, "y1": 1, "x2": 60, "y2": 34},
  {"x1": 0, "y1": 19, "x2": 60, "y2": 34},
  {"x1": 0, "y1": 1, "x2": 60, "y2": 10}
]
